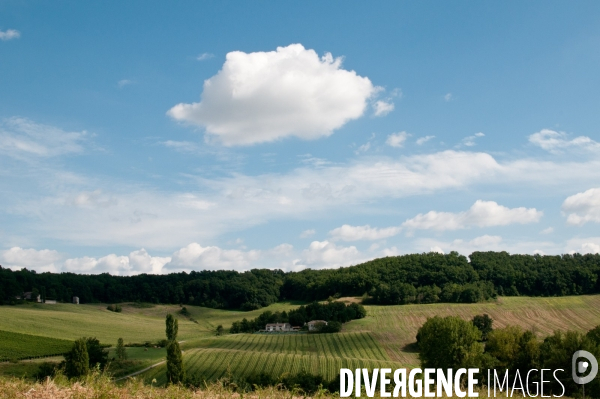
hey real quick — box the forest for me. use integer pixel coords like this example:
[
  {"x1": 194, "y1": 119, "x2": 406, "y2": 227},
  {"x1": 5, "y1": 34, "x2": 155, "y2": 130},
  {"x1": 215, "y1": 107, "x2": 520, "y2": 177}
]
[{"x1": 1, "y1": 251, "x2": 600, "y2": 309}]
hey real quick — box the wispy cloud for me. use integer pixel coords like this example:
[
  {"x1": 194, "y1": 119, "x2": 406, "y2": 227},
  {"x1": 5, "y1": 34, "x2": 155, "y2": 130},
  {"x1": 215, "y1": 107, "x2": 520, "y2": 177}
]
[
  {"x1": 402, "y1": 200, "x2": 542, "y2": 231},
  {"x1": 0, "y1": 117, "x2": 88, "y2": 159},
  {"x1": 117, "y1": 79, "x2": 134, "y2": 88},
  {"x1": 444, "y1": 93, "x2": 453, "y2": 102},
  {"x1": 460, "y1": 132, "x2": 485, "y2": 147},
  {"x1": 416, "y1": 135, "x2": 435, "y2": 145},
  {"x1": 529, "y1": 129, "x2": 600, "y2": 154},
  {"x1": 0, "y1": 29, "x2": 20, "y2": 41},
  {"x1": 329, "y1": 224, "x2": 401, "y2": 241},
  {"x1": 196, "y1": 52, "x2": 215, "y2": 61}
]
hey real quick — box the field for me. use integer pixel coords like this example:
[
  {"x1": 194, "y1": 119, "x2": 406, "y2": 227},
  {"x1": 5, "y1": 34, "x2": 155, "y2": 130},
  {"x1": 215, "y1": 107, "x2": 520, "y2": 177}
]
[
  {"x1": 145, "y1": 331, "x2": 400, "y2": 384},
  {"x1": 0, "y1": 331, "x2": 73, "y2": 361},
  {"x1": 2, "y1": 295, "x2": 600, "y2": 385},
  {"x1": 0, "y1": 301, "x2": 301, "y2": 345}
]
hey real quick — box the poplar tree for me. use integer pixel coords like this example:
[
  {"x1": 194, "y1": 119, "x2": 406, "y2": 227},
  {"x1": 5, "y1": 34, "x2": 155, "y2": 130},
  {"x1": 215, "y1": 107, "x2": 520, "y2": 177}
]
[
  {"x1": 165, "y1": 313, "x2": 184, "y2": 384},
  {"x1": 116, "y1": 337, "x2": 127, "y2": 361}
]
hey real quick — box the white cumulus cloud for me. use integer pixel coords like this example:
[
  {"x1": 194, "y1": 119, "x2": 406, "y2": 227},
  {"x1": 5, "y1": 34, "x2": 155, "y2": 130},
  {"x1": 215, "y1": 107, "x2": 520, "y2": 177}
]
[
  {"x1": 1, "y1": 247, "x2": 62, "y2": 273},
  {"x1": 329, "y1": 224, "x2": 401, "y2": 241},
  {"x1": 529, "y1": 129, "x2": 600, "y2": 154},
  {"x1": 562, "y1": 188, "x2": 600, "y2": 225},
  {"x1": 386, "y1": 131, "x2": 410, "y2": 148},
  {"x1": 0, "y1": 29, "x2": 20, "y2": 41},
  {"x1": 373, "y1": 100, "x2": 394, "y2": 116},
  {"x1": 294, "y1": 240, "x2": 364, "y2": 269},
  {"x1": 164, "y1": 242, "x2": 261, "y2": 272},
  {"x1": 167, "y1": 43, "x2": 376, "y2": 145},
  {"x1": 402, "y1": 200, "x2": 542, "y2": 231}
]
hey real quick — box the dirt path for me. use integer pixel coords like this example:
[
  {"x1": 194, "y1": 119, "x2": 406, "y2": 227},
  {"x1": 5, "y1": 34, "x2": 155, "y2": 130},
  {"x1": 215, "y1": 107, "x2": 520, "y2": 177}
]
[{"x1": 115, "y1": 342, "x2": 187, "y2": 382}]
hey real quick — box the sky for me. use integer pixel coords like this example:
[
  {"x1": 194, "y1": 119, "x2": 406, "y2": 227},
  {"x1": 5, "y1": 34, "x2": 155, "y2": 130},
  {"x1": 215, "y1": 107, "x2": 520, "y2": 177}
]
[{"x1": 1, "y1": 1, "x2": 600, "y2": 275}]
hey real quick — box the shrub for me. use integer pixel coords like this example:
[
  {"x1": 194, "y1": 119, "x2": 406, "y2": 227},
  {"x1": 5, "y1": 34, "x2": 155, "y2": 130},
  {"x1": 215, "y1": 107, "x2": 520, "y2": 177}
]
[
  {"x1": 417, "y1": 316, "x2": 483, "y2": 370},
  {"x1": 65, "y1": 338, "x2": 89, "y2": 378}
]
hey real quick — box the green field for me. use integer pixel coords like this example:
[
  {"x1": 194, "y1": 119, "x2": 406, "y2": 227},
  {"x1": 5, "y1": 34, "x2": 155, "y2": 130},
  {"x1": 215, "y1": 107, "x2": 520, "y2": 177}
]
[
  {"x1": 0, "y1": 331, "x2": 73, "y2": 361},
  {"x1": 2, "y1": 295, "x2": 600, "y2": 385},
  {"x1": 145, "y1": 331, "x2": 400, "y2": 384}
]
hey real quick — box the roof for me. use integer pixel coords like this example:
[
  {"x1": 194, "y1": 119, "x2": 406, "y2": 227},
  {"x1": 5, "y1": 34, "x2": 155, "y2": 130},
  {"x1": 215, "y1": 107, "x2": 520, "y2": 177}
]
[
  {"x1": 265, "y1": 323, "x2": 291, "y2": 327},
  {"x1": 308, "y1": 320, "x2": 327, "y2": 324}
]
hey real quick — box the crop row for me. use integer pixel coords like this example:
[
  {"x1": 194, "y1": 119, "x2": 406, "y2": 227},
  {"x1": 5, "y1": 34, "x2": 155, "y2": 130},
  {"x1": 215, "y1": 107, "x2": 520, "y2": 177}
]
[
  {"x1": 193, "y1": 331, "x2": 389, "y2": 361},
  {"x1": 143, "y1": 331, "x2": 398, "y2": 385},
  {"x1": 0, "y1": 330, "x2": 73, "y2": 361}
]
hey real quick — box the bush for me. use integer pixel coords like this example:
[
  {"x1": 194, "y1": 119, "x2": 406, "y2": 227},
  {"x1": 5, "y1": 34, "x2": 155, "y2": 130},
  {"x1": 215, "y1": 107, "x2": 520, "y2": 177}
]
[
  {"x1": 417, "y1": 316, "x2": 483, "y2": 370},
  {"x1": 34, "y1": 362, "x2": 59, "y2": 381},
  {"x1": 64, "y1": 338, "x2": 89, "y2": 378}
]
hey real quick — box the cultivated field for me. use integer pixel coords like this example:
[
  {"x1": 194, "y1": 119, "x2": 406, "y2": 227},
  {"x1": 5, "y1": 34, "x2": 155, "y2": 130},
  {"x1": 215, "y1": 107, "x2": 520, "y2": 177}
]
[
  {"x1": 145, "y1": 331, "x2": 400, "y2": 384},
  {"x1": 347, "y1": 295, "x2": 600, "y2": 366},
  {"x1": 2, "y1": 295, "x2": 600, "y2": 384},
  {"x1": 0, "y1": 331, "x2": 73, "y2": 361}
]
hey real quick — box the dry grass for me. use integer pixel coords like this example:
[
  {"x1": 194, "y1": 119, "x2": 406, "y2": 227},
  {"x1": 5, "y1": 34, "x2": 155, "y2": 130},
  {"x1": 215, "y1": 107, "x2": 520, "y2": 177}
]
[{"x1": 0, "y1": 374, "x2": 524, "y2": 399}]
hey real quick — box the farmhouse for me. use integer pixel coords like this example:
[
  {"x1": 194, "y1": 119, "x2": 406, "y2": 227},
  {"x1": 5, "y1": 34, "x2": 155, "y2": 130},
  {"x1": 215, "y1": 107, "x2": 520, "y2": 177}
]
[
  {"x1": 307, "y1": 320, "x2": 328, "y2": 331},
  {"x1": 265, "y1": 323, "x2": 292, "y2": 332},
  {"x1": 20, "y1": 292, "x2": 42, "y2": 302}
]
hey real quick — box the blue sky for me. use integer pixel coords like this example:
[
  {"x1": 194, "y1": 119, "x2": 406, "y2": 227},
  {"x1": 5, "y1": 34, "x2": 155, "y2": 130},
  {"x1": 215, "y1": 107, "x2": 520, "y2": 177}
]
[{"x1": 1, "y1": 1, "x2": 600, "y2": 275}]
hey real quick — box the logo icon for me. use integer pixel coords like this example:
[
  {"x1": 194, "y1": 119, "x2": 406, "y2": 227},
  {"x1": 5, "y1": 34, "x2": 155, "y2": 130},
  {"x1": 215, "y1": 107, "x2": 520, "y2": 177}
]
[{"x1": 572, "y1": 350, "x2": 598, "y2": 384}]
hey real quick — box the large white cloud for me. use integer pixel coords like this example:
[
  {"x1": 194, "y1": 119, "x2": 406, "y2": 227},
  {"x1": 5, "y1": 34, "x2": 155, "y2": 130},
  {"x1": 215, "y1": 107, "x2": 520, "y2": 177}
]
[
  {"x1": 402, "y1": 200, "x2": 542, "y2": 231},
  {"x1": 562, "y1": 188, "x2": 600, "y2": 225},
  {"x1": 329, "y1": 224, "x2": 401, "y2": 241},
  {"x1": 293, "y1": 240, "x2": 365, "y2": 270},
  {"x1": 529, "y1": 129, "x2": 600, "y2": 154},
  {"x1": 165, "y1": 243, "x2": 261, "y2": 272},
  {"x1": 565, "y1": 237, "x2": 600, "y2": 254},
  {"x1": 1, "y1": 247, "x2": 62, "y2": 273},
  {"x1": 0, "y1": 117, "x2": 88, "y2": 159},
  {"x1": 63, "y1": 249, "x2": 170, "y2": 275},
  {"x1": 167, "y1": 44, "x2": 376, "y2": 145}
]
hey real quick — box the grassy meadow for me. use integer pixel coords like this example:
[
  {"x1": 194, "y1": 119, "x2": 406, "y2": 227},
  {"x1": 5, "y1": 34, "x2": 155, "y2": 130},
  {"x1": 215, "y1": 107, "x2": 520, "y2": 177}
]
[{"x1": 2, "y1": 295, "x2": 600, "y2": 385}]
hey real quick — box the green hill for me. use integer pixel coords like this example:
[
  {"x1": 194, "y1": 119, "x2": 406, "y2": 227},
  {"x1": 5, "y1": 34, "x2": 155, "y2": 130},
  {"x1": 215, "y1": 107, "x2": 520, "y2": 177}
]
[{"x1": 2, "y1": 295, "x2": 600, "y2": 385}]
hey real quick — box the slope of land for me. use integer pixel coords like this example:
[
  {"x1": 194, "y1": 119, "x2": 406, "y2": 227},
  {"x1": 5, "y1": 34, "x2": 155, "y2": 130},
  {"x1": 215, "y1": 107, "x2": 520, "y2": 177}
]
[
  {"x1": 0, "y1": 331, "x2": 73, "y2": 361},
  {"x1": 2, "y1": 295, "x2": 600, "y2": 384}
]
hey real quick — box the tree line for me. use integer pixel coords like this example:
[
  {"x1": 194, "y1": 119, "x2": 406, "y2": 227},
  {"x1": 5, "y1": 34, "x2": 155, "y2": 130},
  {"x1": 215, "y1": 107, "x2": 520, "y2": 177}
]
[
  {"x1": 2, "y1": 251, "x2": 600, "y2": 309},
  {"x1": 417, "y1": 314, "x2": 600, "y2": 398},
  {"x1": 229, "y1": 301, "x2": 366, "y2": 333}
]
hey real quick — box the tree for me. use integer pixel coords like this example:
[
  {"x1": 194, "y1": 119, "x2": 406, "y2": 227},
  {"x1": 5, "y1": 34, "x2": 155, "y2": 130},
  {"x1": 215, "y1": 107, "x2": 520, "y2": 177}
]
[
  {"x1": 166, "y1": 340, "x2": 185, "y2": 384},
  {"x1": 165, "y1": 313, "x2": 184, "y2": 385},
  {"x1": 116, "y1": 337, "x2": 127, "y2": 361},
  {"x1": 417, "y1": 316, "x2": 484, "y2": 370},
  {"x1": 85, "y1": 337, "x2": 108, "y2": 369},
  {"x1": 216, "y1": 325, "x2": 224, "y2": 336},
  {"x1": 472, "y1": 314, "x2": 493, "y2": 341},
  {"x1": 65, "y1": 338, "x2": 89, "y2": 378},
  {"x1": 166, "y1": 313, "x2": 178, "y2": 341}
]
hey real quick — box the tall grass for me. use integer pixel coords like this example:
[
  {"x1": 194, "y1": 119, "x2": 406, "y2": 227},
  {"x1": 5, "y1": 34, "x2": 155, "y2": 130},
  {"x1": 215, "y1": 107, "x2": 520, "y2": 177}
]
[{"x1": 0, "y1": 373, "x2": 525, "y2": 399}]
